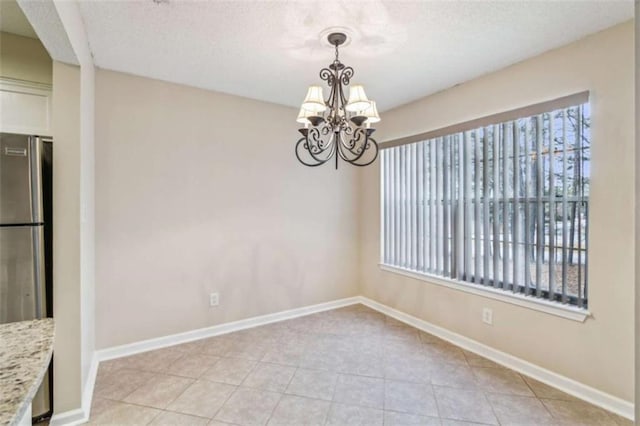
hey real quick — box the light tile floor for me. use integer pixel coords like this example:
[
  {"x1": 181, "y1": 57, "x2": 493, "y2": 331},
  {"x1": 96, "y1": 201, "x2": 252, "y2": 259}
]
[{"x1": 89, "y1": 304, "x2": 631, "y2": 425}]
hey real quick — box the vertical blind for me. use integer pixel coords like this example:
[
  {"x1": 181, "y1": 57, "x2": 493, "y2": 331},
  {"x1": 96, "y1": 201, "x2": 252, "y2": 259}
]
[{"x1": 381, "y1": 101, "x2": 590, "y2": 307}]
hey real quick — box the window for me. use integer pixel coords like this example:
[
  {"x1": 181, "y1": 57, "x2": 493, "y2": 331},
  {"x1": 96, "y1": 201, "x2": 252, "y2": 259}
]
[{"x1": 380, "y1": 95, "x2": 590, "y2": 308}]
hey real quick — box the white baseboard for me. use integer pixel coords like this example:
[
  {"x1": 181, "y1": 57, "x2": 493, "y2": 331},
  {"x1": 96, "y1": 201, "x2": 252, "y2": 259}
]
[
  {"x1": 357, "y1": 296, "x2": 634, "y2": 421},
  {"x1": 81, "y1": 353, "x2": 99, "y2": 422},
  {"x1": 49, "y1": 353, "x2": 98, "y2": 426},
  {"x1": 48, "y1": 408, "x2": 85, "y2": 426},
  {"x1": 49, "y1": 297, "x2": 360, "y2": 425},
  {"x1": 49, "y1": 295, "x2": 633, "y2": 424},
  {"x1": 96, "y1": 297, "x2": 360, "y2": 362}
]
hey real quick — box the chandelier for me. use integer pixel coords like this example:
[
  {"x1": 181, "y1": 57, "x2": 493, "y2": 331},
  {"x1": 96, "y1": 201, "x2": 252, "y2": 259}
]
[{"x1": 295, "y1": 32, "x2": 380, "y2": 169}]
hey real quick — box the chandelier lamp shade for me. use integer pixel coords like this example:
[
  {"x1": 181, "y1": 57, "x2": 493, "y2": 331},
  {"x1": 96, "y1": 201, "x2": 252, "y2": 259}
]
[
  {"x1": 301, "y1": 85, "x2": 327, "y2": 112},
  {"x1": 345, "y1": 85, "x2": 371, "y2": 112},
  {"x1": 295, "y1": 32, "x2": 380, "y2": 168}
]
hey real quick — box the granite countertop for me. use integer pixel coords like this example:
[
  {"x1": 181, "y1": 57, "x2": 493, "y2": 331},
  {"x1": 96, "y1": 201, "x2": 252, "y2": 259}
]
[{"x1": 0, "y1": 319, "x2": 54, "y2": 426}]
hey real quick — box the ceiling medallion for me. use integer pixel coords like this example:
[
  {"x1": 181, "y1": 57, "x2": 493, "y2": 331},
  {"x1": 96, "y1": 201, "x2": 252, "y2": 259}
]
[{"x1": 295, "y1": 32, "x2": 380, "y2": 169}]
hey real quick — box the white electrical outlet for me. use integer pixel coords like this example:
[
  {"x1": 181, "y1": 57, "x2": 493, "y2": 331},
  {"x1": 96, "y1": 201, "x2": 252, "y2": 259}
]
[
  {"x1": 209, "y1": 292, "x2": 219, "y2": 307},
  {"x1": 482, "y1": 308, "x2": 493, "y2": 325}
]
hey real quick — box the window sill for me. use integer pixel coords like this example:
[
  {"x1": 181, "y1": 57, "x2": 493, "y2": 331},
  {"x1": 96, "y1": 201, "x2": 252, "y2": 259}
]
[{"x1": 379, "y1": 264, "x2": 591, "y2": 322}]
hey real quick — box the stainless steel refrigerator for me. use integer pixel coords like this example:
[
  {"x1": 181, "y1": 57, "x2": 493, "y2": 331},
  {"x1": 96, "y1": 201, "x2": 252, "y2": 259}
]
[{"x1": 0, "y1": 132, "x2": 53, "y2": 420}]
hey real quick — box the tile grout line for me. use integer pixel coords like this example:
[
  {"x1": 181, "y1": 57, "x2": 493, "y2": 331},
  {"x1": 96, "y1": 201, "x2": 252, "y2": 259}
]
[
  {"x1": 143, "y1": 408, "x2": 161, "y2": 426},
  {"x1": 382, "y1": 377, "x2": 387, "y2": 426},
  {"x1": 93, "y1": 305, "x2": 624, "y2": 425},
  {"x1": 480, "y1": 388, "x2": 503, "y2": 426},
  {"x1": 519, "y1": 371, "x2": 559, "y2": 422},
  {"x1": 92, "y1": 397, "x2": 167, "y2": 422},
  {"x1": 141, "y1": 355, "x2": 201, "y2": 415},
  {"x1": 264, "y1": 328, "x2": 303, "y2": 426},
  {"x1": 209, "y1": 379, "x2": 241, "y2": 422},
  {"x1": 323, "y1": 370, "x2": 343, "y2": 426},
  {"x1": 108, "y1": 370, "x2": 164, "y2": 407},
  {"x1": 157, "y1": 377, "x2": 197, "y2": 417},
  {"x1": 429, "y1": 382, "x2": 442, "y2": 420},
  {"x1": 210, "y1": 352, "x2": 263, "y2": 423}
]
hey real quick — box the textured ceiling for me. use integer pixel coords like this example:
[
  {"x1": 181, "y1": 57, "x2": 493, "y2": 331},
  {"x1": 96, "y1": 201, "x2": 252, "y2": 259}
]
[
  {"x1": 0, "y1": 0, "x2": 38, "y2": 38},
  {"x1": 16, "y1": 0, "x2": 78, "y2": 65},
  {"x1": 78, "y1": 0, "x2": 632, "y2": 112}
]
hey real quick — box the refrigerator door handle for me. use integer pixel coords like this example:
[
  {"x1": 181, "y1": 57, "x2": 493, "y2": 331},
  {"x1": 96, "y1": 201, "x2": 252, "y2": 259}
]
[
  {"x1": 30, "y1": 137, "x2": 44, "y2": 224},
  {"x1": 32, "y1": 225, "x2": 45, "y2": 319},
  {"x1": 4, "y1": 146, "x2": 28, "y2": 156}
]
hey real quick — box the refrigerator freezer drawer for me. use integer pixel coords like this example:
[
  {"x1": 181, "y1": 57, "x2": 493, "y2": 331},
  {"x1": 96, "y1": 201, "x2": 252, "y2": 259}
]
[{"x1": 0, "y1": 225, "x2": 46, "y2": 323}]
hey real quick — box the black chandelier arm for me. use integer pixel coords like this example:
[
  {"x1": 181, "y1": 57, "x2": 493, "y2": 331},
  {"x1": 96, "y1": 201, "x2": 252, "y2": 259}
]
[
  {"x1": 337, "y1": 138, "x2": 366, "y2": 164},
  {"x1": 339, "y1": 136, "x2": 379, "y2": 167},
  {"x1": 340, "y1": 121, "x2": 354, "y2": 136},
  {"x1": 307, "y1": 126, "x2": 323, "y2": 151},
  {"x1": 314, "y1": 134, "x2": 337, "y2": 164},
  {"x1": 336, "y1": 135, "x2": 353, "y2": 163},
  {"x1": 319, "y1": 68, "x2": 334, "y2": 86},
  {"x1": 308, "y1": 126, "x2": 333, "y2": 152},
  {"x1": 336, "y1": 74, "x2": 348, "y2": 106},
  {"x1": 326, "y1": 84, "x2": 336, "y2": 114},
  {"x1": 295, "y1": 136, "x2": 337, "y2": 167},
  {"x1": 338, "y1": 131, "x2": 367, "y2": 161},
  {"x1": 337, "y1": 128, "x2": 378, "y2": 164},
  {"x1": 351, "y1": 139, "x2": 379, "y2": 166},
  {"x1": 306, "y1": 129, "x2": 337, "y2": 164},
  {"x1": 340, "y1": 66, "x2": 354, "y2": 86},
  {"x1": 338, "y1": 125, "x2": 365, "y2": 153},
  {"x1": 313, "y1": 124, "x2": 336, "y2": 151},
  {"x1": 295, "y1": 138, "x2": 327, "y2": 167},
  {"x1": 330, "y1": 74, "x2": 342, "y2": 121}
]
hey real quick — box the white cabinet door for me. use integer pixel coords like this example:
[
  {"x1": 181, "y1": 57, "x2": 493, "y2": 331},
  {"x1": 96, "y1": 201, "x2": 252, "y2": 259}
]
[{"x1": 0, "y1": 78, "x2": 52, "y2": 136}]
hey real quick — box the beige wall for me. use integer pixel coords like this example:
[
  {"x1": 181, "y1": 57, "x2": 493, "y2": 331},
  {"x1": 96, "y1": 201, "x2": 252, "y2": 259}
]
[
  {"x1": 52, "y1": 61, "x2": 82, "y2": 412},
  {"x1": 94, "y1": 69, "x2": 360, "y2": 349},
  {"x1": 0, "y1": 32, "x2": 51, "y2": 84},
  {"x1": 359, "y1": 21, "x2": 634, "y2": 402}
]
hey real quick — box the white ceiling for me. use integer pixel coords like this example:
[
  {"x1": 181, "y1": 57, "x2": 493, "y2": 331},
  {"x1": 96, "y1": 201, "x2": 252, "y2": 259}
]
[
  {"x1": 78, "y1": 0, "x2": 632, "y2": 112},
  {"x1": 0, "y1": 0, "x2": 38, "y2": 39}
]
